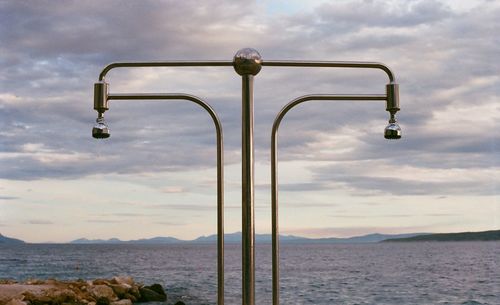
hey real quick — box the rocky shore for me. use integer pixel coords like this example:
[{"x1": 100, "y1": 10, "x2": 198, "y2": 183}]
[{"x1": 0, "y1": 277, "x2": 185, "y2": 305}]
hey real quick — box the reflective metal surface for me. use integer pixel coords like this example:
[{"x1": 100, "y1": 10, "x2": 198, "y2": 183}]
[
  {"x1": 271, "y1": 93, "x2": 399, "y2": 305},
  {"x1": 384, "y1": 121, "x2": 402, "y2": 139},
  {"x1": 92, "y1": 115, "x2": 110, "y2": 139},
  {"x1": 93, "y1": 92, "x2": 225, "y2": 305},
  {"x1": 92, "y1": 51, "x2": 402, "y2": 305},
  {"x1": 233, "y1": 48, "x2": 262, "y2": 305},
  {"x1": 93, "y1": 81, "x2": 109, "y2": 113},
  {"x1": 233, "y1": 48, "x2": 262, "y2": 76},
  {"x1": 385, "y1": 83, "x2": 400, "y2": 111},
  {"x1": 262, "y1": 60, "x2": 396, "y2": 82},
  {"x1": 99, "y1": 61, "x2": 233, "y2": 81}
]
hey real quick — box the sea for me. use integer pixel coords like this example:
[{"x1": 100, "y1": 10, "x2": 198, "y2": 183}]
[{"x1": 1, "y1": 242, "x2": 499, "y2": 305}]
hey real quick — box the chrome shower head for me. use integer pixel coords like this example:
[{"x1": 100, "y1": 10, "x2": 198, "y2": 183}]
[
  {"x1": 92, "y1": 115, "x2": 110, "y2": 139},
  {"x1": 384, "y1": 120, "x2": 401, "y2": 139},
  {"x1": 384, "y1": 82, "x2": 401, "y2": 140},
  {"x1": 92, "y1": 81, "x2": 110, "y2": 139}
]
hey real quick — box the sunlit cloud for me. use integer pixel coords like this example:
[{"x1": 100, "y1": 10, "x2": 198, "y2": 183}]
[{"x1": 0, "y1": 0, "x2": 498, "y2": 241}]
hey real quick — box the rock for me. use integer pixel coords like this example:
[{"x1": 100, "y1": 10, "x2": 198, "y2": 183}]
[
  {"x1": 92, "y1": 279, "x2": 110, "y2": 286},
  {"x1": 23, "y1": 291, "x2": 53, "y2": 305},
  {"x1": 96, "y1": 297, "x2": 110, "y2": 305},
  {"x1": 89, "y1": 285, "x2": 116, "y2": 301},
  {"x1": 6, "y1": 299, "x2": 28, "y2": 305},
  {"x1": 49, "y1": 288, "x2": 77, "y2": 304},
  {"x1": 174, "y1": 301, "x2": 186, "y2": 305},
  {"x1": 138, "y1": 287, "x2": 167, "y2": 302},
  {"x1": 128, "y1": 286, "x2": 141, "y2": 300},
  {"x1": 122, "y1": 293, "x2": 137, "y2": 302},
  {"x1": 110, "y1": 300, "x2": 132, "y2": 305},
  {"x1": 110, "y1": 277, "x2": 134, "y2": 286},
  {"x1": 144, "y1": 284, "x2": 166, "y2": 297},
  {"x1": 0, "y1": 277, "x2": 165, "y2": 305},
  {"x1": 109, "y1": 284, "x2": 130, "y2": 298}
]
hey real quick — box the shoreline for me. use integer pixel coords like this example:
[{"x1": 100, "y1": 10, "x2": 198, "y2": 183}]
[{"x1": 0, "y1": 277, "x2": 177, "y2": 305}]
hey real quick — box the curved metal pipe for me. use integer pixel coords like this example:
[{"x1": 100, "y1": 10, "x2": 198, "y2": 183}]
[
  {"x1": 99, "y1": 61, "x2": 233, "y2": 81},
  {"x1": 262, "y1": 60, "x2": 396, "y2": 83},
  {"x1": 107, "y1": 93, "x2": 225, "y2": 305},
  {"x1": 98, "y1": 60, "x2": 395, "y2": 82},
  {"x1": 271, "y1": 94, "x2": 387, "y2": 305}
]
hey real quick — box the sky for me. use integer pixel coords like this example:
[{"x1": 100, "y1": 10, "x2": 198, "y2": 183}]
[{"x1": 0, "y1": 0, "x2": 499, "y2": 243}]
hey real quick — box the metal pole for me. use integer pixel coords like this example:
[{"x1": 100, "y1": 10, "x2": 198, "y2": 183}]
[
  {"x1": 242, "y1": 74, "x2": 255, "y2": 305},
  {"x1": 233, "y1": 48, "x2": 262, "y2": 305},
  {"x1": 106, "y1": 93, "x2": 225, "y2": 305},
  {"x1": 271, "y1": 94, "x2": 387, "y2": 305},
  {"x1": 94, "y1": 53, "x2": 400, "y2": 305}
]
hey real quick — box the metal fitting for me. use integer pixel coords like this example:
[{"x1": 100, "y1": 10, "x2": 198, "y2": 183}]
[
  {"x1": 233, "y1": 48, "x2": 262, "y2": 76},
  {"x1": 94, "y1": 81, "x2": 109, "y2": 113},
  {"x1": 386, "y1": 83, "x2": 400, "y2": 112}
]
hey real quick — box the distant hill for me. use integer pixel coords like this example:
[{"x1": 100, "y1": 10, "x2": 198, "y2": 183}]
[
  {"x1": 71, "y1": 236, "x2": 183, "y2": 244},
  {"x1": 312, "y1": 233, "x2": 429, "y2": 244},
  {"x1": 70, "y1": 232, "x2": 429, "y2": 244},
  {"x1": 383, "y1": 230, "x2": 500, "y2": 242},
  {"x1": 0, "y1": 233, "x2": 25, "y2": 244}
]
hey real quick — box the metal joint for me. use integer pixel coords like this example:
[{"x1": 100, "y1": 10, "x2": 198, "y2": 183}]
[
  {"x1": 386, "y1": 83, "x2": 400, "y2": 112},
  {"x1": 94, "y1": 81, "x2": 109, "y2": 113}
]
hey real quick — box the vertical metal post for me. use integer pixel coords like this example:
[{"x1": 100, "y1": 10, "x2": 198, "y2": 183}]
[
  {"x1": 233, "y1": 48, "x2": 262, "y2": 305},
  {"x1": 242, "y1": 74, "x2": 255, "y2": 305}
]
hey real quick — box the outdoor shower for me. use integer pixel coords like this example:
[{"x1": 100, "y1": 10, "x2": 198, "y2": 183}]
[{"x1": 91, "y1": 48, "x2": 401, "y2": 305}]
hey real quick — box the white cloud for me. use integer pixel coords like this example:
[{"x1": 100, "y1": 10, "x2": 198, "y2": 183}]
[{"x1": 0, "y1": 0, "x2": 498, "y2": 240}]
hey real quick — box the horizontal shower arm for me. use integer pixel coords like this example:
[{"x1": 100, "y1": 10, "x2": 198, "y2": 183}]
[
  {"x1": 262, "y1": 60, "x2": 396, "y2": 83},
  {"x1": 99, "y1": 61, "x2": 233, "y2": 80}
]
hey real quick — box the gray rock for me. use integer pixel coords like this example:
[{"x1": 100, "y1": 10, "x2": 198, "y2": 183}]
[
  {"x1": 144, "y1": 284, "x2": 166, "y2": 297},
  {"x1": 138, "y1": 287, "x2": 167, "y2": 302}
]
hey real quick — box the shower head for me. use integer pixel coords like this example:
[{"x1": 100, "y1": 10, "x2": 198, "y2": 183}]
[
  {"x1": 92, "y1": 115, "x2": 110, "y2": 139},
  {"x1": 385, "y1": 83, "x2": 402, "y2": 140},
  {"x1": 92, "y1": 81, "x2": 110, "y2": 139},
  {"x1": 384, "y1": 120, "x2": 401, "y2": 139}
]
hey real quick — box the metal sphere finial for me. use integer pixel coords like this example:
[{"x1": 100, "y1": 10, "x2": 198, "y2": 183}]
[{"x1": 233, "y1": 48, "x2": 262, "y2": 76}]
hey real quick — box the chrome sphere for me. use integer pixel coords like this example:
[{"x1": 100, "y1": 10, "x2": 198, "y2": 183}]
[
  {"x1": 233, "y1": 48, "x2": 262, "y2": 76},
  {"x1": 384, "y1": 122, "x2": 401, "y2": 139}
]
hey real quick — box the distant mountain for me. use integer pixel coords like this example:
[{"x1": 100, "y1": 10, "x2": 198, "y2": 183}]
[
  {"x1": 71, "y1": 236, "x2": 183, "y2": 244},
  {"x1": 383, "y1": 229, "x2": 500, "y2": 242},
  {"x1": 193, "y1": 232, "x2": 310, "y2": 244},
  {"x1": 70, "y1": 232, "x2": 429, "y2": 244},
  {"x1": 309, "y1": 233, "x2": 430, "y2": 244},
  {"x1": 0, "y1": 233, "x2": 25, "y2": 244},
  {"x1": 71, "y1": 238, "x2": 124, "y2": 244}
]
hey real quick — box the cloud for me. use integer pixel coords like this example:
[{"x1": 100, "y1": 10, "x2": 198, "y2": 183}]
[
  {"x1": 26, "y1": 219, "x2": 53, "y2": 225},
  {"x1": 86, "y1": 219, "x2": 126, "y2": 224},
  {"x1": 0, "y1": 196, "x2": 18, "y2": 200},
  {"x1": 161, "y1": 186, "x2": 186, "y2": 194},
  {"x1": 146, "y1": 203, "x2": 216, "y2": 211},
  {"x1": 0, "y1": 0, "x2": 498, "y2": 203},
  {"x1": 154, "y1": 221, "x2": 185, "y2": 226}
]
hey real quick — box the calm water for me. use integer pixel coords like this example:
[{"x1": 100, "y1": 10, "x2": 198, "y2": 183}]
[{"x1": 1, "y1": 242, "x2": 499, "y2": 305}]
